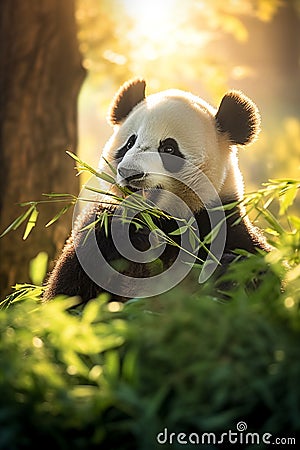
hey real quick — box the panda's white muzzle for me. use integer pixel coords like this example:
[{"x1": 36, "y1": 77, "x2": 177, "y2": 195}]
[{"x1": 116, "y1": 150, "x2": 166, "y2": 189}]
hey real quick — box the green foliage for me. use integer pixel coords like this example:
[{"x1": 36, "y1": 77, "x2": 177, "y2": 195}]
[
  {"x1": 0, "y1": 264, "x2": 299, "y2": 449},
  {"x1": 0, "y1": 157, "x2": 299, "y2": 448}
]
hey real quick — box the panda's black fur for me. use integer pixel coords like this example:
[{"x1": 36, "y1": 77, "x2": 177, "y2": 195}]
[{"x1": 44, "y1": 79, "x2": 269, "y2": 303}]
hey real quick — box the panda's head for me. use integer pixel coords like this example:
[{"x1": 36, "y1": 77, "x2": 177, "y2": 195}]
[{"x1": 101, "y1": 79, "x2": 260, "y2": 212}]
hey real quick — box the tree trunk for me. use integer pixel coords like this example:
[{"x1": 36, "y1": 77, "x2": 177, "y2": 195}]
[{"x1": 0, "y1": 0, "x2": 86, "y2": 296}]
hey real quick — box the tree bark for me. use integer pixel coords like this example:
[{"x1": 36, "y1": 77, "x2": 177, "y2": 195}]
[{"x1": 0, "y1": 0, "x2": 86, "y2": 296}]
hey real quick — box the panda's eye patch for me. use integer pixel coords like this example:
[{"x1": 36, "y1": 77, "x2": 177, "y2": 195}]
[
  {"x1": 158, "y1": 138, "x2": 178, "y2": 154},
  {"x1": 115, "y1": 134, "x2": 137, "y2": 160},
  {"x1": 126, "y1": 134, "x2": 137, "y2": 150},
  {"x1": 158, "y1": 138, "x2": 185, "y2": 173}
]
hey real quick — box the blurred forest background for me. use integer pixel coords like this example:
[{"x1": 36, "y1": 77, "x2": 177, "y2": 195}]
[
  {"x1": 0, "y1": 0, "x2": 300, "y2": 295},
  {"x1": 77, "y1": 0, "x2": 300, "y2": 188}
]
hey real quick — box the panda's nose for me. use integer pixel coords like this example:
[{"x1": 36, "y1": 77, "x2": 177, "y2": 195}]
[{"x1": 118, "y1": 167, "x2": 145, "y2": 182}]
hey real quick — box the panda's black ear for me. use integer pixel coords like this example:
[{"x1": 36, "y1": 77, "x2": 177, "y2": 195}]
[
  {"x1": 108, "y1": 78, "x2": 146, "y2": 125},
  {"x1": 215, "y1": 90, "x2": 260, "y2": 145}
]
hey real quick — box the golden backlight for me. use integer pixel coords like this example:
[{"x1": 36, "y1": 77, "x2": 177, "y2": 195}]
[{"x1": 122, "y1": 0, "x2": 201, "y2": 61}]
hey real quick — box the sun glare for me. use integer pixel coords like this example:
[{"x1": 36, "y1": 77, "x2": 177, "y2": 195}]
[
  {"x1": 123, "y1": 0, "x2": 183, "y2": 58},
  {"x1": 124, "y1": 0, "x2": 178, "y2": 34}
]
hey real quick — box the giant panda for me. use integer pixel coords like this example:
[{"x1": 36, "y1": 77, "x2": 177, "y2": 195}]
[{"x1": 44, "y1": 79, "x2": 269, "y2": 303}]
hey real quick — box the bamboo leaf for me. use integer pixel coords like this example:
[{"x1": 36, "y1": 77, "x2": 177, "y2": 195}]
[
  {"x1": 23, "y1": 207, "x2": 39, "y2": 240},
  {"x1": 279, "y1": 184, "x2": 298, "y2": 215},
  {"x1": 210, "y1": 201, "x2": 239, "y2": 212},
  {"x1": 19, "y1": 201, "x2": 39, "y2": 207},
  {"x1": 80, "y1": 216, "x2": 102, "y2": 233},
  {"x1": 256, "y1": 207, "x2": 285, "y2": 234},
  {"x1": 67, "y1": 151, "x2": 115, "y2": 184},
  {"x1": 45, "y1": 204, "x2": 72, "y2": 228},
  {"x1": 203, "y1": 221, "x2": 223, "y2": 244},
  {"x1": 85, "y1": 185, "x2": 121, "y2": 201},
  {"x1": 141, "y1": 212, "x2": 157, "y2": 231},
  {"x1": 188, "y1": 229, "x2": 196, "y2": 250},
  {"x1": 29, "y1": 252, "x2": 49, "y2": 285},
  {"x1": 131, "y1": 220, "x2": 144, "y2": 231},
  {"x1": 66, "y1": 150, "x2": 90, "y2": 166},
  {"x1": 0, "y1": 204, "x2": 36, "y2": 238},
  {"x1": 42, "y1": 192, "x2": 77, "y2": 199},
  {"x1": 169, "y1": 225, "x2": 189, "y2": 236},
  {"x1": 105, "y1": 350, "x2": 120, "y2": 380},
  {"x1": 289, "y1": 215, "x2": 300, "y2": 230},
  {"x1": 102, "y1": 156, "x2": 117, "y2": 175},
  {"x1": 264, "y1": 228, "x2": 280, "y2": 237},
  {"x1": 97, "y1": 171, "x2": 116, "y2": 184}
]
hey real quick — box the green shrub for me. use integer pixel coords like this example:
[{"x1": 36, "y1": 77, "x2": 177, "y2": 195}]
[{"x1": 0, "y1": 264, "x2": 299, "y2": 450}]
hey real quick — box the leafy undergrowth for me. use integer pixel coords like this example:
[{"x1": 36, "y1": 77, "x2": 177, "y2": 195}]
[{"x1": 0, "y1": 256, "x2": 299, "y2": 450}]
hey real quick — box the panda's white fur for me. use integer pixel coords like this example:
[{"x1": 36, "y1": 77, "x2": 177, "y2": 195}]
[{"x1": 44, "y1": 79, "x2": 267, "y2": 303}]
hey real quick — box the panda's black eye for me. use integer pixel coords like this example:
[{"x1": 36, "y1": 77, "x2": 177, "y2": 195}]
[
  {"x1": 158, "y1": 138, "x2": 185, "y2": 173},
  {"x1": 115, "y1": 134, "x2": 137, "y2": 161},
  {"x1": 126, "y1": 134, "x2": 137, "y2": 150},
  {"x1": 158, "y1": 138, "x2": 178, "y2": 154}
]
